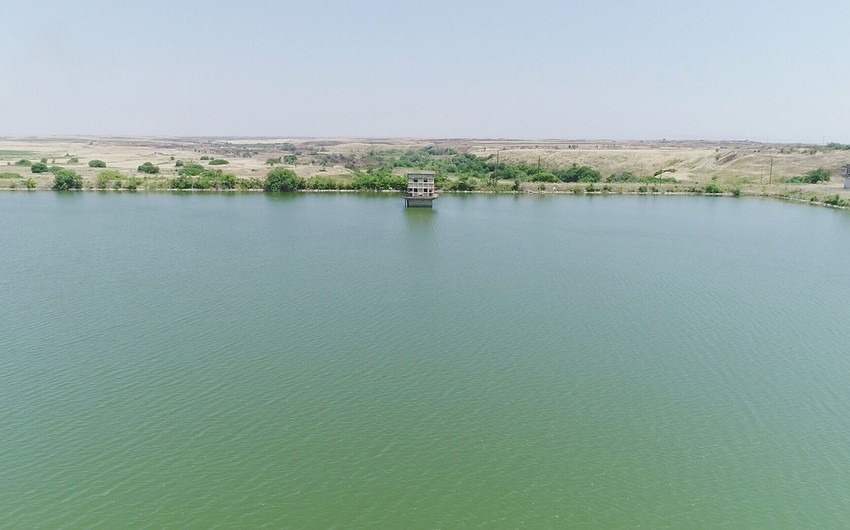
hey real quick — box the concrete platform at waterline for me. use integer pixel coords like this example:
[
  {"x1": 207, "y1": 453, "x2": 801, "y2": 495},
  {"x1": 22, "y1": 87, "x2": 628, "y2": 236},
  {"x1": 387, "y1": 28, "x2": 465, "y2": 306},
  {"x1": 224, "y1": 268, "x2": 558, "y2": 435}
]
[{"x1": 403, "y1": 171, "x2": 439, "y2": 207}]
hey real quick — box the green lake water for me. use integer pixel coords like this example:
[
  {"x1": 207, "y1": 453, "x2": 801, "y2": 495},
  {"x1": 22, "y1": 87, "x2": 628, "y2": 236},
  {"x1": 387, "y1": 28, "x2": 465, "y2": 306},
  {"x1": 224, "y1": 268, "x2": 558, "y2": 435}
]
[{"x1": 1, "y1": 192, "x2": 849, "y2": 528}]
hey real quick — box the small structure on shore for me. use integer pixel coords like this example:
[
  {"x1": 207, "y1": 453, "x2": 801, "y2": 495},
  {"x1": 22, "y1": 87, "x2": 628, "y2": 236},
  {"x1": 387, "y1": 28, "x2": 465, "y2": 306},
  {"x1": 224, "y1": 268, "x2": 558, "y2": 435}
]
[
  {"x1": 843, "y1": 165, "x2": 850, "y2": 189},
  {"x1": 404, "y1": 171, "x2": 438, "y2": 207}
]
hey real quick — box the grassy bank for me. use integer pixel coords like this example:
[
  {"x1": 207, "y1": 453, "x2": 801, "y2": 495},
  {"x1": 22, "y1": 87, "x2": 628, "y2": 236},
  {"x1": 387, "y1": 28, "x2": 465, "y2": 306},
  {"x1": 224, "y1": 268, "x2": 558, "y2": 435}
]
[{"x1": 1, "y1": 138, "x2": 848, "y2": 209}]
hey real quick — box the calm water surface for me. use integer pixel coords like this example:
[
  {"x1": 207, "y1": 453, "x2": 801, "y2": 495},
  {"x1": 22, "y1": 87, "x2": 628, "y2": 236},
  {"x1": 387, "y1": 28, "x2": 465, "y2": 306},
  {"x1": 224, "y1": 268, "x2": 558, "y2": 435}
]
[{"x1": 1, "y1": 193, "x2": 849, "y2": 528}]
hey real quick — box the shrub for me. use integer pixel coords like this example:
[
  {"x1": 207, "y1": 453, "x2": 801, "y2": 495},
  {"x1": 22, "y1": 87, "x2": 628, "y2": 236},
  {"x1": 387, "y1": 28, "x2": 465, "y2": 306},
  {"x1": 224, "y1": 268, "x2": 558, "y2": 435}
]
[
  {"x1": 15, "y1": 159, "x2": 32, "y2": 166},
  {"x1": 266, "y1": 157, "x2": 280, "y2": 166},
  {"x1": 280, "y1": 143, "x2": 296, "y2": 152},
  {"x1": 24, "y1": 178, "x2": 37, "y2": 189},
  {"x1": 447, "y1": 176, "x2": 477, "y2": 191},
  {"x1": 529, "y1": 171, "x2": 559, "y2": 183},
  {"x1": 52, "y1": 169, "x2": 82, "y2": 190},
  {"x1": 283, "y1": 154, "x2": 297, "y2": 164},
  {"x1": 96, "y1": 170, "x2": 123, "y2": 189},
  {"x1": 823, "y1": 195, "x2": 847, "y2": 207},
  {"x1": 175, "y1": 160, "x2": 184, "y2": 167},
  {"x1": 200, "y1": 155, "x2": 210, "y2": 160},
  {"x1": 178, "y1": 163, "x2": 205, "y2": 176},
  {"x1": 237, "y1": 177, "x2": 265, "y2": 190},
  {"x1": 802, "y1": 167, "x2": 832, "y2": 184},
  {"x1": 553, "y1": 165, "x2": 601, "y2": 182},
  {"x1": 31, "y1": 162, "x2": 49, "y2": 173},
  {"x1": 0, "y1": 172, "x2": 21, "y2": 179},
  {"x1": 704, "y1": 183, "x2": 724, "y2": 194},
  {"x1": 608, "y1": 172, "x2": 637, "y2": 183},
  {"x1": 264, "y1": 167, "x2": 304, "y2": 192},
  {"x1": 351, "y1": 170, "x2": 406, "y2": 190},
  {"x1": 125, "y1": 177, "x2": 143, "y2": 191},
  {"x1": 137, "y1": 162, "x2": 160, "y2": 174},
  {"x1": 88, "y1": 159, "x2": 107, "y2": 168},
  {"x1": 208, "y1": 159, "x2": 229, "y2": 165},
  {"x1": 171, "y1": 170, "x2": 238, "y2": 190},
  {"x1": 305, "y1": 175, "x2": 343, "y2": 190},
  {"x1": 67, "y1": 157, "x2": 79, "y2": 164}
]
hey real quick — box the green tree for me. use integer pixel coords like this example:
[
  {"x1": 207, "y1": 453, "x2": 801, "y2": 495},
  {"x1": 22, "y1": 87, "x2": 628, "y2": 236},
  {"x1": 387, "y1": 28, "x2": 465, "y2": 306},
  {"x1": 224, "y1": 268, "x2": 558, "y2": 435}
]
[
  {"x1": 283, "y1": 154, "x2": 298, "y2": 164},
  {"x1": 137, "y1": 162, "x2": 160, "y2": 174},
  {"x1": 53, "y1": 169, "x2": 83, "y2": 190},
  {"x1": 264, "y1": 167, "x2": 304, "y2": 192},
  {"x1": 31, "y1": 162, "x2": 49, "y2": 173},
  {"x1": 88, "y1": 159, "x2": 107, "y2": 168},
  {"x1": 208, "y1": 159, "x2": 229, "y2": 165}
]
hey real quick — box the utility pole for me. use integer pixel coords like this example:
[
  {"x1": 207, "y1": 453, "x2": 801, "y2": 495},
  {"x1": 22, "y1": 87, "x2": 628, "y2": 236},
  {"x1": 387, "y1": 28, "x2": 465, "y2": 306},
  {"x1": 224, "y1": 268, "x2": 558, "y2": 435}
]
[
  {"x1": 537, "y1": 155, "x2": 541, "y2": 173},
  {"x1": 496, "y1": 150, "x2": 500, "y2": 165}
]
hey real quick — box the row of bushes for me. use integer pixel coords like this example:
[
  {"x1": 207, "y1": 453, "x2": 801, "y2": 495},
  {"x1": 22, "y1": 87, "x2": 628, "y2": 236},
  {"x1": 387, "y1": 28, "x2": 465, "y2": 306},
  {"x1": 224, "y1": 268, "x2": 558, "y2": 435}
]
[
  {"x1": 30, "y1": 167, "x2": 848, "y2": 208},
  {"x1": 171, "y1": 170, "x2": 238, "y2": 190}
]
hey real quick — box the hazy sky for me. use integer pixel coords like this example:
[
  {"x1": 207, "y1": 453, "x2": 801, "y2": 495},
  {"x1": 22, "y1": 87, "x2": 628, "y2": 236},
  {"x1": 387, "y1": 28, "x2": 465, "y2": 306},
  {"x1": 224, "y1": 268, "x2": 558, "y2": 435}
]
[{"x1": 2, "y1": 0, "x2": 848, "y2": 142}]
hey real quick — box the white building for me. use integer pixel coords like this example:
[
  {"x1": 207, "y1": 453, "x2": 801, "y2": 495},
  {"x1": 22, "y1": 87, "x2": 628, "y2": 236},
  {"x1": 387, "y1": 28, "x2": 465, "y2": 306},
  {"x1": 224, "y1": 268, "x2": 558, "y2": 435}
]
[{"x1": 404, "y1": 171, "x2": 438, "y2": 207}]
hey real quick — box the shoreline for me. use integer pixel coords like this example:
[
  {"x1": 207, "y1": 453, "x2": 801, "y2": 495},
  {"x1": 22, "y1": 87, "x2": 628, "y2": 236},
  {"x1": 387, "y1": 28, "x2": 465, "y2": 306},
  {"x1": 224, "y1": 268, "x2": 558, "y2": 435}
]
[
  {"x1": 2, "y1": 187, "x2": 848, "y2": 210},
  {"x1": 2, "y1": 136, "x2": 847, "y2": 209}
]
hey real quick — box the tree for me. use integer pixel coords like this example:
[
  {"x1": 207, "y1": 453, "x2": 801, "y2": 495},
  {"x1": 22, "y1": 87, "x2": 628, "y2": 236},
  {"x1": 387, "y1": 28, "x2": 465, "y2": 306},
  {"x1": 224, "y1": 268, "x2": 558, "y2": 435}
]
[
  {"x1": 88, "y1": 159, "x2": 107, "y2": 168},
  {"x1": 137, "y1": 162, "x2": 160, "y2": 174},
  {"x1": 52, "y1": 169, "x2": 83, "y2": 190},
  {"x1": 264, "y1": 167, "x2": 304, "y2": 192},
  {"x1": 31, "y1": 162, "x2": 49, "y2": 173},
  {"x1": 283, "y1": 154, "x2": 298, "y2": 164}
]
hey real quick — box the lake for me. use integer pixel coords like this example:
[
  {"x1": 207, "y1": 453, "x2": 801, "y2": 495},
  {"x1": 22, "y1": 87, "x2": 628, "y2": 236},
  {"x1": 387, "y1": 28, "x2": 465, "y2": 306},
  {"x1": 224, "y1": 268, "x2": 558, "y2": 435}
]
[{"x1": 1, "y1": 192, "x2": 849, "y2": 528}]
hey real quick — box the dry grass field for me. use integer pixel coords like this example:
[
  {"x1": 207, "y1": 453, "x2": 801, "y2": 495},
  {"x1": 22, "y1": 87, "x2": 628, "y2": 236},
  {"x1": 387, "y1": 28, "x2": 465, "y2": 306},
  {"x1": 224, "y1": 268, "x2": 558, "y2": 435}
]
[{"x1": 1, "y1": 136, "x2": 848, "y2": 202}]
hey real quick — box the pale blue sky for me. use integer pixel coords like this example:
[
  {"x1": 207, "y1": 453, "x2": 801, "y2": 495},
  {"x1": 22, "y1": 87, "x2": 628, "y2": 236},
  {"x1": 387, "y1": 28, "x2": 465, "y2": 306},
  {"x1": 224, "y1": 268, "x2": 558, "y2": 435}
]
[{"x1": 2, "y1": 0, "x2": 848, "y2": 142}]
